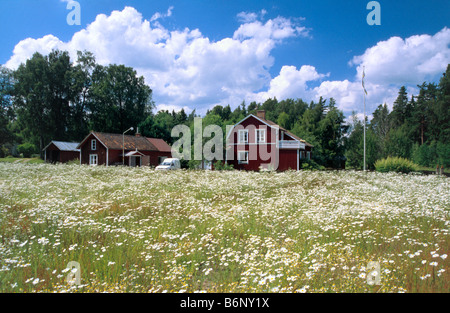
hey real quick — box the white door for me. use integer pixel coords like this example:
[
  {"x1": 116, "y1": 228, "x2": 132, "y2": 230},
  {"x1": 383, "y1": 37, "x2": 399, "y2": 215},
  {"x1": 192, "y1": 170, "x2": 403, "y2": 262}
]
[{"x1": 130, "y1": 156, "x2": 141, "y2": 167}]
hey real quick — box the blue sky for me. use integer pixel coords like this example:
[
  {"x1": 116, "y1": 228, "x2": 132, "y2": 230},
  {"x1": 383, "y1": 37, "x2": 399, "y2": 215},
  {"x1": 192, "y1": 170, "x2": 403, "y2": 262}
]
[{"x1": 1, "y1": 0, "x2": 449, "y2": 118}]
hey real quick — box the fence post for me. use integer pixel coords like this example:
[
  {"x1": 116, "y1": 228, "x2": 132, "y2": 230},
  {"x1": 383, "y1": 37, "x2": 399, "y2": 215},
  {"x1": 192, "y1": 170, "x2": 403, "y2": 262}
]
[
  {"x1": 441, "y1": 165, "x2": 444, "y2": 175},
  {"x1": 436, "y1": 164, "x2": 440, "y2": 175}
]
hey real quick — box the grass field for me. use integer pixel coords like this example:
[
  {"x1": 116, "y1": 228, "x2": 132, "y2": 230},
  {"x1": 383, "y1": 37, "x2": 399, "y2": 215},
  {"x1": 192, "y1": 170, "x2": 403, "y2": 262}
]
[
  {"x1": 0, "y1": 157, "x2": 44, "y2": 164},
  {"x1": 0, "y1": 163, "x2": 448, "y2": 293}
]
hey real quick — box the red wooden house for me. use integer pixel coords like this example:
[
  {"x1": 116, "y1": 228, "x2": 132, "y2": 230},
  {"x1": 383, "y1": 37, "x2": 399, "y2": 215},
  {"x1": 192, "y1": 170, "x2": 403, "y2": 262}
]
[
  {"x1": 76, "y1": 131, "x2": 172, "y2": 167},
  {"x1": 43, "y1": 141, "x2": 80, "y2": 164},
  {"x1": 226, "y1": 110, "x2": 313, "y2": 171}
]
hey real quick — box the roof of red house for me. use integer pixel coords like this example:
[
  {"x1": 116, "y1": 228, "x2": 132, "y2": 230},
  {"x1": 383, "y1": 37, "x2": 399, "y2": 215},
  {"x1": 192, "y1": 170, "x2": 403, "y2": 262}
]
[
  {"x1": 146, "y1": 138, "x2": 172, "y2": 153},
  {"x1": 77, "y1": 132, "x2": 171, "y2": 152}
]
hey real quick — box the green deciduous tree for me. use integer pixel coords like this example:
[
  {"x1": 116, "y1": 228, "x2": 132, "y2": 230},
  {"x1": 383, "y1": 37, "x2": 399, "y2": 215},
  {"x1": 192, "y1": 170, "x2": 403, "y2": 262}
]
[
  {"x1": 0, "y1": 66, "x2": 14, "y2": 150},
  {"x1": 69, "y1": 50, "x2": 96, "y2": 141},
  {"x1": 89, "y1": 64, "x2": 153, "y2": 134},
  {"x1": 344, "y1": 112, "x2": 380, "y2": 170},
  {"x1": 13, "y1": 52, "x2": 53, "y2": 155},
  {"x1": 370, "y1": 103, "x2": 390, "y2": 157},
  {"x1": 385, "y1": 124, "x2": 413, "y2": 159},
  {"x1": 277, "y1": 111, "x2": 289, "y2": 129},
  {"x1": 11, "y1": 50, "x2": 154, "y2": 156}
]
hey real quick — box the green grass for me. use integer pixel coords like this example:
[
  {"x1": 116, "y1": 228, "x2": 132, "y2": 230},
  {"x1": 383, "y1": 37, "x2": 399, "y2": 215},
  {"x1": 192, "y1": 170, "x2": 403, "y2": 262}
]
[
  {"x1": 415, "y1": 165, "x2": 450, "y2": 174},
  {"x1": 0, "y1": 157, "x2": 44, "y2": 164},
  {"x1": 0, "y1": 163, "x2": 448, "y2": 293}
]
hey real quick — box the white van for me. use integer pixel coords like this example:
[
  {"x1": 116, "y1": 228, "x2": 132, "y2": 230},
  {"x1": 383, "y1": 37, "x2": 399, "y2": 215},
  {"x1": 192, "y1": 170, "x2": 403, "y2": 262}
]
[{"x1": 155, "y1": 158, "x2": 181, "y2": 170}]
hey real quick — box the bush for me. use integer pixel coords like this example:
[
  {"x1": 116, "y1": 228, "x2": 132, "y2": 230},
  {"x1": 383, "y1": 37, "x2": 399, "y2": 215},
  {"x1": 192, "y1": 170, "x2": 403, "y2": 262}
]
[
  {"x1": 375, "y1": 156, "x2": 418, "y2": 174},
  {"x1": 301, "y1": 159, "x2": 325, "y2": 171},
  {"x1": 187, "y1": 159, "x2": 202, "y2": 169},
  {"x1": 213, "y1": 160, "x2": 234, "y2": 171},
  {"x1": 180, "y1": 159, "x2": 189, "y2": 169},
  {"x1": 67, "y1": 158, "x2": 80, "y2": 165},
  {"x1": 17, "y1": 143, "x2": 37, "y2": 158}
]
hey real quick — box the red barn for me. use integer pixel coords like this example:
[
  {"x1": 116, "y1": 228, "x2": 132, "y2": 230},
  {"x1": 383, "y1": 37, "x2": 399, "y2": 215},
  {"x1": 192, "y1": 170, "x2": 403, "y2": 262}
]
[
  {"x1": 77, "y1": 131, "x2": 172, "y2": 167},
  {"x1": 43, "y1": 141, "x2": 80, "y2": 164},
  {"x1": 226, "y1": 110, "x2": 313, "y2": 171}
]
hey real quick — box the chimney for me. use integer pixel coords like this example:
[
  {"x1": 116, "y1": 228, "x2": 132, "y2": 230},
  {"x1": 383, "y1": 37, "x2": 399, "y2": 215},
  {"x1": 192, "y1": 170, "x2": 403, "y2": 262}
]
[
  {"x1": 136, "y1": 127, "x2": 141, "y2": 137},
  {"x1": 256, "y1": 110, "x2": 266, "y2": 120}
]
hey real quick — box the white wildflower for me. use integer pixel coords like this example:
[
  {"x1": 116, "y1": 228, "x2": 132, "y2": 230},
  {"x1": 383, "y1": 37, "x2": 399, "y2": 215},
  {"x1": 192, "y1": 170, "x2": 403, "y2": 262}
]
[
  {"x1": 429, "y1": 261, "x2": 438, "y2": 266},
  {"x1": 38, "y1": 237, "x2": 49, "y2": 245}
]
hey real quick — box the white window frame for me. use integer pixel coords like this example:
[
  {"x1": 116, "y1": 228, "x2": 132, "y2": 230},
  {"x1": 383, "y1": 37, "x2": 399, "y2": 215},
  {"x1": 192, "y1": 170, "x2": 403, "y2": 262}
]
[
  {"x1": 255, "y1": 129, "x2": 266, "y2": 143},
  {"x1": 237, "y1": 151, "x2": 249, "y2": 164},
  {"x1": 89, "y1": 154, "x2": 98, "y2": 166},
  {"x1": 91, "y1": 139, "x2": 97, "y2": 151},
  {"x1": 238, "y1": 130, "x2": 249, "y2": 144},
  {"x1": 306, "y1": 151, "x2": 311, "y2": 160}
]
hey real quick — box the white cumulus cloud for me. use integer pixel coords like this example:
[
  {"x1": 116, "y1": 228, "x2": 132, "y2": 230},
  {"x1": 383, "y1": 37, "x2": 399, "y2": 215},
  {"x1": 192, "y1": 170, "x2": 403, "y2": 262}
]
[
  {"x1": 5, "y1": 6, "x2": 310, "y2": 115},
  {"x1": 350, "y1": 27, "x2": 450, "y2": 85},
  {"x1": 314, "y1": 28, "x2": 450, "y2": 117},
  {"x1": 4, "y1": 6, "x2": 449, "y2": 119},
  {"x1": 252, "y1": 65, "x2": 328, "y2": 103}
]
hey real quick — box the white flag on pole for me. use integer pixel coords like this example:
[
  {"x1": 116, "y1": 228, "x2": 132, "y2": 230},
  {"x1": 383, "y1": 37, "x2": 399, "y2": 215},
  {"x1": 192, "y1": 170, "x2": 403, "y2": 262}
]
[{"x1": 362, "y1": 67, "x2": 368, "y2": 95}]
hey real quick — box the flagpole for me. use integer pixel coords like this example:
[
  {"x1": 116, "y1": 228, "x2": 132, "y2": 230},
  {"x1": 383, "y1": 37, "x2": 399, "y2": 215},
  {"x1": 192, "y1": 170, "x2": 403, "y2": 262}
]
[
  {"x1": 362, "y1": 66, "x2": 367, "y2": 172},
  {"x1": 363, "y1": 85, "x2": 366, "y2": 172}
]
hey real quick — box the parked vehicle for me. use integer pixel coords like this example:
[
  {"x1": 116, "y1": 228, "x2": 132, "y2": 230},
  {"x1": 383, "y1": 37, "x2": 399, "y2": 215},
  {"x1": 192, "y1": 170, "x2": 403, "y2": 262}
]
[{"x1": 155, "y1": 158, "x2": 181, "y2": 170}]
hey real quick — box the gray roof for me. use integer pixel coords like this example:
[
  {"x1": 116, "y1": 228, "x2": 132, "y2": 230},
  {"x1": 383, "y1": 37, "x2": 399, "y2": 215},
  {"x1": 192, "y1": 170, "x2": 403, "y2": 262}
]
[{"x1": 43, "y1": 141, "x2": 80, "y2": 152}]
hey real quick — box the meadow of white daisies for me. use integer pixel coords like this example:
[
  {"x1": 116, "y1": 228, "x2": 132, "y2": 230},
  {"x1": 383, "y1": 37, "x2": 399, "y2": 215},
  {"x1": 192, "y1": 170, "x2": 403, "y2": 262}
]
[{"x1": 0, "y1": 163, "x2": 448, "y2": 293}]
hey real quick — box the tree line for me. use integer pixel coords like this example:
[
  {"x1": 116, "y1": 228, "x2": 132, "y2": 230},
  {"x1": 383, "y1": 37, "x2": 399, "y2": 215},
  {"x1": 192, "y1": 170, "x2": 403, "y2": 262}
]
[
  {"x1": 346, "y1": 65, "x2": 450, "y2": 169},
  {"x1": 1, "y1": 50, "x2": 153, "y2": 157},
  {"x1": 1, "y1": 49, "x2": 449, "y2": 169}
]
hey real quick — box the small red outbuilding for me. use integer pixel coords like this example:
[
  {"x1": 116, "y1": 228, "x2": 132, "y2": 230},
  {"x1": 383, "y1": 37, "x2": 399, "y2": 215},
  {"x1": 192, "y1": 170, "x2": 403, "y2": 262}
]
[
  {"x1": 76, "y1": 131, "x2": 172, "y2": 167},
  {"x1": 43, "y1": 141, "x2": 80, "y2": 164}
]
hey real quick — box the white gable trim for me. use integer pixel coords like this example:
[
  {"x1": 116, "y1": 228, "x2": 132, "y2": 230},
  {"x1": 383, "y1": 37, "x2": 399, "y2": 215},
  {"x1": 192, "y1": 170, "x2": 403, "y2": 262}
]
[
  {"x1": 226, "y1": 114, "x2": 279, "y2": 141},
  {"x1": 42, "y1": 141, "x2": 54, "y2": 152},
  {"x1": 282, "y1": 132, "x2": 298, "y2": 141},
  {"x1": 225, "y1": 114, "x2": 304, "y2": 146},
  {"x1": 77, "y1": 132, "x2": 108, "y2": 150}
]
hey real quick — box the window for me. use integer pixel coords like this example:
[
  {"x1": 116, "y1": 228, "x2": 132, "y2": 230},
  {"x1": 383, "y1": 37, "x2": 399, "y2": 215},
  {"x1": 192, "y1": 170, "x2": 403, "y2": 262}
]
[
  {"x1": 238, "y1": 130, "x2": 249, "y2": 144},
  {"x1": 256, "y1": 129, "x2": 266, "y2": 143},
  {"x1": 91, "y1": 139, "x2": 97, "y2": 150},
  {"x1": 306, "y1": 151, "x2": 311, "y2": 160},
  {"x1": 89, "y1": 154, "x2": 98, "y2": 166},
  {"x1": 300, "y1": 151, "x2": 305, "y2": 159},
  {"x1": 238, "y1": 151, "x2": 249, "y2": 164},
  {"x1": 158, "y1": 156, "x2": 167, "y2": 164}
]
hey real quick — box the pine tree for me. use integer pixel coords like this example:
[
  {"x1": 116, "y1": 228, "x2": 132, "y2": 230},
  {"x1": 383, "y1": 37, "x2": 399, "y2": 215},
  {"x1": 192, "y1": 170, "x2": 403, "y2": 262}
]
[
  {"x1": 390, "y1": 86, "x2": 408, "y2": 125},
  {"x1": 412, "y1": 83, "x2": 437, "y2": 145},
  {"x1": 434, "y1": 65, "x2": 450, "y2": 144}
]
